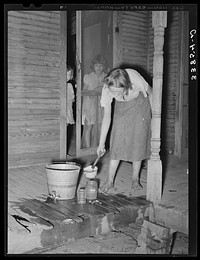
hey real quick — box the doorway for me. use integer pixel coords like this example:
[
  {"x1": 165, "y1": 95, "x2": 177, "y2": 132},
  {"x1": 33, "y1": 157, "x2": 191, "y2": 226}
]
[
  {"x1": 66, "y1": 11, "x2": 77, "y2": 156},
  {"x1": 76, "y1": 11, "x2": 113, "y2": 157}
]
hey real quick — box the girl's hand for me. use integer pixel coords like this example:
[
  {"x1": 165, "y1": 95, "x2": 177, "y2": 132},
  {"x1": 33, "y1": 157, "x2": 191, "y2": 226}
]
[{"x1": 97, "y1": 144, "x2": 106, "y2": 156}]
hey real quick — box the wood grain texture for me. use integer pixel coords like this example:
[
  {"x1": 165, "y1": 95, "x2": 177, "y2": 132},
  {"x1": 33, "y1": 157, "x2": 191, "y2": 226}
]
[
  {"x1": 8, "y1": 11, "x2": 61, "y2": 168},
  {"x1": 121, "y1": 11, "x2": 148, "y2": 70}
]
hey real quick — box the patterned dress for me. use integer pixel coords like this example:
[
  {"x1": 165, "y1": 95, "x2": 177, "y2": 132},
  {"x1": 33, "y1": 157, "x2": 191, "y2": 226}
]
[{"x1": 82, "y1": 72, "x2": 107, "y2": 125}]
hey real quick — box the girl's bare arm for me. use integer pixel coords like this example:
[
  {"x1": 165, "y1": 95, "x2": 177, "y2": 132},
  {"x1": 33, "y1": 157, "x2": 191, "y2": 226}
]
[{"x1": 147, "y1": 84, "x2": 153, "y2": 111}]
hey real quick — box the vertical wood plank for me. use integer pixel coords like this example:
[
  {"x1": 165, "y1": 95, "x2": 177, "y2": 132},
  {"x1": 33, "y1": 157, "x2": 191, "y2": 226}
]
[
  {"x1": 174, "y1": 12, "x2": 188, "y2": 157},
  {"x1": 146, "y1": 11, "x2": 151, "y2": 74},
  {"x1": 182, "y1": 12, "x2": 189, "y2": 151},
  {"x1": 60, "y1": 11, "x2": 67, "y2": 160},
  {"x1": 147, "y1": 11, "x2": 167, "y2": 203},
  {"x1": 113, "y1": 11, "x2": 122, "y2": 67},
  {"x1": 76, "y1": 11, "x2": 82, "y2": 156}
]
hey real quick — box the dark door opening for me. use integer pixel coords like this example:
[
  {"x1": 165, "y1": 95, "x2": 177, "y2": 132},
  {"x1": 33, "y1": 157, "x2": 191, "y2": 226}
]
[{"x1": 67, "y1": 11, "x2": 76, "y2": 156}]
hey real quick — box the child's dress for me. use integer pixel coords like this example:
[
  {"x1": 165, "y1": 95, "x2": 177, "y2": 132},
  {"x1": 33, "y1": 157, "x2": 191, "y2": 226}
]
[
  {"x1": 82, "y1": 72, "x2": 106, "y2": 125},
  {"x1": 66, "y1": 82, "x2": 75, "y2": 124}
]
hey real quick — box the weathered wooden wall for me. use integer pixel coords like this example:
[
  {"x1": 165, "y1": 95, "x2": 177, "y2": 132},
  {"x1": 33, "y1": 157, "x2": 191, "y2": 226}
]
[
  {"x1": 120, "y1": 11, "x2": 183, "y2": 153},
  {"x1": 161, "y1": 11, "x2": 180, "y2": 153},
  {"x1": 7, "y1": 10, "x2": 187, "y2": 168},
  {"x1": 146, "y1": 12, "x2": 154, "y2": 78},
  {"x1": 8, "y1": 11, "x2": 61, "y2": 167},
  {"x1": 121, "y1": 11, "x2": 148, "y2": 71}
]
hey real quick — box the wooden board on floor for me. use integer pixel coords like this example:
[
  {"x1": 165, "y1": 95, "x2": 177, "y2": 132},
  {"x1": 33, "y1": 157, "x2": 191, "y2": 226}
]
[{"x1": 8, "y1": 193, "x2": 150, "y2": 254}]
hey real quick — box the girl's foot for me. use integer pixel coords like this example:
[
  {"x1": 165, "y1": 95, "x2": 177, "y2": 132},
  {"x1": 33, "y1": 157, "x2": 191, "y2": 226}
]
[
  {"x1": 99, "y1": 180, "x2": 114, "y2": 193},
  {"x1": 131, "y1": 179, "x2": 143, "y2": 191}
]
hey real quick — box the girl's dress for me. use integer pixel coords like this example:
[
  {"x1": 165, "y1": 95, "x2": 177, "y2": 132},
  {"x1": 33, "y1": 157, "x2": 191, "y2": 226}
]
[
  {"x1": 100, "y1": 69, "x2": 151, "y2": 162},
  {"x1": 82, "y1": 72, "x2": 107, "y2": 125},
  {"x1": 66, "y1": 82, "x2": 75, "y2": 124}
]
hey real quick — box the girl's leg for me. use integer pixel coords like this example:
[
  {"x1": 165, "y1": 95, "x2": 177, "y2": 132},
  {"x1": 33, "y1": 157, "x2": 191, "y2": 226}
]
[
  {"x1": 99, "y1": 159, "x2": 120, "y2": 193},
  {"x1": 81, "y1": 125, "x2": 86, "y2": 148},
  {"x1": 82, "y1": 125, "x2": 93, "y2": 148},
  {"x1": 85, "y1": 125, "x2": 93, "y2": 148},
  {"x1": 91, "y1": 125, "x2": 96, "y2": 147},
  {"x1": 132, "y1": 160, "x2": 143, "y2": 191}
]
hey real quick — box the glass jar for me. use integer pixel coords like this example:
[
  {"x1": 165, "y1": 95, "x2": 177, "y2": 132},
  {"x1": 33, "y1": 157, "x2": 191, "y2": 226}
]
[
  {"x1": 86, "y1": 179, "x2": 98, "y2": 201},
  {"x1": 77, "y1": 187, "x2": 86, "y2": 204}
]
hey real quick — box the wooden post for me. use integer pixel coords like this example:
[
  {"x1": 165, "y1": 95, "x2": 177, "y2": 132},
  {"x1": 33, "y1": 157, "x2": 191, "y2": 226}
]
[
  {"x1": 60, "y1": 12, "x2": 67, "y2": 160},
  {"x1": 76, "y1": 11, "x2": 82, "y2": 157},
  {"x1": 147, "y1": 11, "x2": 167, "y2": 203}
]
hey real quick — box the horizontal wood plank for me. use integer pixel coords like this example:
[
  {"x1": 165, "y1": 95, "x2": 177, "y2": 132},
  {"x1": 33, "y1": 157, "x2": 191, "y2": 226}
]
[
  {"x1": 8, "y1": 20, "x2": 60, "y2": 35},
  {"x1": 8, "y1": 15, "x2": 60, "y2": 30},
  {"x1": 9, "y1": 10, "x2": 60, "y2": 20},
  {"x1": 8, "y1": 151, "x2": 60, "y2": 168}
]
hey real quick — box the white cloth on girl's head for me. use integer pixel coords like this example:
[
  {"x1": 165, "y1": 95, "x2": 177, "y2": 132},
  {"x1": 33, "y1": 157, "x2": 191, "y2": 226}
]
[
  {"x1": 100, "y1": 69, "x2": 149, "y2": 107},
  {"x1": 126, "y1": 68, "x2": 148, "y2": 96}
]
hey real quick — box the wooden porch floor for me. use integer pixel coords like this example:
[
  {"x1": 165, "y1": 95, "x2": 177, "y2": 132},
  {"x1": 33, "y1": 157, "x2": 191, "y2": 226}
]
[{"x1": 7, "y1": 150, "x2": 188, "y2": 254}]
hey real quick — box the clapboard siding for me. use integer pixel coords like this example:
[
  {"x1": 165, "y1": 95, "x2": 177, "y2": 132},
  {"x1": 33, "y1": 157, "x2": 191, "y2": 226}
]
[
  {"x1": 147, "y1": 13, "x2": 153, "y2": 79},
  {"x1": 9, "y1": 10, "x2": 60, "y2": 19},
  {"x1": 161, "y1": 11, "x2": 180, "y2": 152},
  {"x1": 147, "y1": 12, "x2": 154, "y2": 77},
  {"x1": 8, "y1": 11, "x2": 61, "y2": 167},
  {"x1": 122, "y1": 11, "x2": 181, "y2": 152},
  {"x1": 147, "y1": 11, "x2": 180, "y2": 152},
  {"x1": 121, "y1": 11, "x2": 148, "y2": 70},
  {"x1": 8, "y1": 152, "x2": 60, "y2": 169}
]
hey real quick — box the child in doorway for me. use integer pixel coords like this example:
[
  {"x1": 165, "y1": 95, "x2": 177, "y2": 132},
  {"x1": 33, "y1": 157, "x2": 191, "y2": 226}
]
[
  {"x1": 66, "y1": 65, "x2": 75, "y2": 156},
  {"x1": 82, "y1": 54, "x2": 107, "y2": 148},
  {"x1": 66, "y1": 65, "x2": 75, "y2": 125}
]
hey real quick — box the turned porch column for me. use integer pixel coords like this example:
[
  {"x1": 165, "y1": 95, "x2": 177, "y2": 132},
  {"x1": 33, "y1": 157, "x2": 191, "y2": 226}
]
[{"x1": 147, "y1": 11, "x2": 167, "y2": 203}]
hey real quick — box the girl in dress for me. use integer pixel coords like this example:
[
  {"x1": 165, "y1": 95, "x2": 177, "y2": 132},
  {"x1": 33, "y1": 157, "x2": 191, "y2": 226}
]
[
  {"x1": 66, "y1": 65, "x2": 75, "y2": 126},
  {"x1": 82, "y1": 55, "x2": 107, "y2": 148},
  {"x1": 97, "y1": 68, "x2": 152, "y2": 192},
  {"x1": 66, "y1": 65, "x2": 75, "y2": 156}
]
